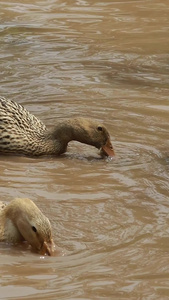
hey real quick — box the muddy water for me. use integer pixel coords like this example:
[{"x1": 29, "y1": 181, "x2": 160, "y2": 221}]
[{"x1": 0, "y1": 0, "x2": 169, "y2": 299}]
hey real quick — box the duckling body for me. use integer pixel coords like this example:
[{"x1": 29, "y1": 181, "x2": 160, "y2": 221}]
[
  {"x1": 0, "y1": 198, "x2": 55, "y2": 255},
  {"x1": 0, "y1": 97, "x2": 114, "y2": 157}
]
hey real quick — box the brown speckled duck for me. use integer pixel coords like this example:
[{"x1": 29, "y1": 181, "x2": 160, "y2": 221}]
[
  {"x1": 0, "y1": 97, "x2": 115, "y2": 157},
  {"x1": 0, "y1": 198, "x2": 55, "y2": 255}
]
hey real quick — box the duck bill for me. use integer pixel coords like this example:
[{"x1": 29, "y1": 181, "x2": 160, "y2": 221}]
[
  {"x1": 101, "y1": 139, "x2": 115, "y2": 157},
  {"x1": 39, "y1": 239, "x2": 55, "y2": 256}
]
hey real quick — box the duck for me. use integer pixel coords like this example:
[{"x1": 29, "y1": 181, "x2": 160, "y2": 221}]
[
  {"x1": 0, "y1": 198, "x2": 55, "y2": 256},
  {"x1": 0, "y1": 97, "x2": 115, "y2": 157}
]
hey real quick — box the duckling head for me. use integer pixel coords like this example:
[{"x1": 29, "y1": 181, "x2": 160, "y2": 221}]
[{"x1": 5, "y1": 198, "x2": 55, "y2": 256}]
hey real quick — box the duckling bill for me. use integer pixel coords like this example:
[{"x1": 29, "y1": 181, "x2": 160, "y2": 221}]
[
  {"x1": 0, "y1": 198, "x2": 55, "y2": 256},
  {"x1": 0, "y1": 97, "x2": 115, "y2": 157}
]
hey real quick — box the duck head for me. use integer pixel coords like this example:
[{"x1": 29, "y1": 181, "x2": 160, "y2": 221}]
[{"x1": 72, "y1": 118, "x2": 115, "y2": 157}]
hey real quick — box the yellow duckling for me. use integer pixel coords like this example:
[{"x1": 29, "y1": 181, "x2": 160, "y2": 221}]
[
  {"x1": 0, "y1": 97, "x2": 115, "y2": 157},
  {"x1": 0, "y1": 198, "x2": 55, "y2": 256}
]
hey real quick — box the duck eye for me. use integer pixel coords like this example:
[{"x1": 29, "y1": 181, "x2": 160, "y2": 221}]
[
  {"x1": 32, "y1": 226, "x2": 37, "y2": 233},
  {"x1": 97, "y1": 126, "x2": 102, "y2": 131}
]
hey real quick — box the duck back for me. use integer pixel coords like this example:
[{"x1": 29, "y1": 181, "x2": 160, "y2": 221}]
[{"x1": 0, "y1": 97, "x2": 47, "y2": 155}]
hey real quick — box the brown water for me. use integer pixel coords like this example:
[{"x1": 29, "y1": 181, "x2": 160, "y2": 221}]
[{"x1": 0, "y1": 0, "x2": 169, "y2": 299}]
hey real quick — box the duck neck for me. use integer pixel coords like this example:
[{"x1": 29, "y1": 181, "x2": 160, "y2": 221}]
[{"x1": 49, "y1": 118, "x2": 97, "y2": 154}]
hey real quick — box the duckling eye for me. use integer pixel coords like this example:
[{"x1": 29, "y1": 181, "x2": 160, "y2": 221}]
[
  {"x1": 32, "y1": 226, "x2": 37, "y2": 233},
  {"x1": 97, "y1": 126, "x2": 103, "y2": 132}
]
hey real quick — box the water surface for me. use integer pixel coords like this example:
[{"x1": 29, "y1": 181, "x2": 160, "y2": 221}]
[{"x1": 0, "y1": 0, "x2": 169, "y2": 299}]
